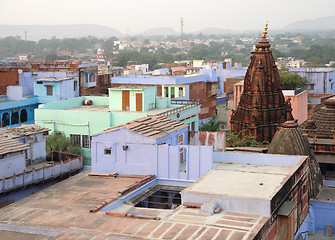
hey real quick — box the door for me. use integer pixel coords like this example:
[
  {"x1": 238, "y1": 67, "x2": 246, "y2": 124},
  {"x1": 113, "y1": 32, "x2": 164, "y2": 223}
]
[
  {"x1": 136, "y1": 93, "x2": 143, "y2": 111},
  {"x1": 122, "y1": 91, "x2": 130, "y2": 111}
]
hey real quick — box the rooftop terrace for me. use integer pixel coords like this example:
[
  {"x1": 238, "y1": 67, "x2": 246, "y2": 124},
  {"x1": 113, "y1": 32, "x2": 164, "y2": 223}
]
[{"x1": 0, "y1": 171, "x2": 268, "y2": 240}]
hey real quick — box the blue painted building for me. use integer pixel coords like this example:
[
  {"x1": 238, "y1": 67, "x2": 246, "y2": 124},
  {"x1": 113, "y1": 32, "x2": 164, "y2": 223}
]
[
  {"x1": 295, "y1": 182, "x2": 335, "y2": 239},
  {"x1": 34, "y1": 77, "x2": 79, "y2": 104},
  {"x1": 19, "y1": 71, "x2": 78, "y2": 95},
  {"x1": 0, "y1": 77, "x2": 78, "y2": 128},
  {"x1": 216, "y1": 61, "x2": 247, "y2": 96},
  {"x1": 290, "y1": 68, "x2": 335, "y2": 94},
  {"x1": 111, "y1": 69, "x2": 218, "y2": 120}
]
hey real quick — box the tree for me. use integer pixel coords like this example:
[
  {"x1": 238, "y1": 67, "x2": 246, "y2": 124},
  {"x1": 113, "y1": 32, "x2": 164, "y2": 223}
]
[
  {"x1": 46, "y1": 131, "x2": 82, "y2": 156},
  {"x1": 280, "y1": 67, "x2": 307, "y2": 90},
  {"x1": 305, "y1": 56, "x2": 324, "y2": 67},
  {"x1": 199, "y1": 115, "x2": 225, "y2": 132},
  {"x1": 226, "y1": 130, "x2": 266, "y2": 147}
]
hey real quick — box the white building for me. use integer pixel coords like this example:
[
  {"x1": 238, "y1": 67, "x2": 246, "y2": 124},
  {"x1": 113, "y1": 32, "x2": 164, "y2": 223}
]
[{"x1": 0, "y1": 124, "x2": 49, "y2": 165}]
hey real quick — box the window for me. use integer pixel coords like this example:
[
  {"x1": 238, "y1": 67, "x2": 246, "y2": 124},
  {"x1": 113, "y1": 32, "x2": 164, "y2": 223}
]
[
  {"x1": 82, "y1": 135, "x2": 91, "y2": 148},
  {"x1": 191, "y1": 121, "x2": 195, "y2": 131},
  {"x1": 179, "y1": 87, "x2": 183, "y2": 97},
  {"x1": 171, "y1": 87, "x2": 175, "y2": 99},
  {"x1": 74, "y1": 81, "x2": 77, "y2": 91},
  {"x1": 20, "y1": 109, "x2": 27, "y2": 123},
  {"x1": 177, "y1": 133, "x2": 184, "y2": 145},
  {"x1": 2, "y1": 113, "x2": 9, "y2": 127},
  {"x1": 104, "y1": 149, "x2": 111, "y2": 155},
  {"x1": 70, "y1": 134, "x2": 81, "y2": 145},
  {"x1": 164, "y1": 87, "x2": 169, "y2": 97},
  {"x1": 11, "y1": 111, "x2": 19, "y2": 125},
  {"x1": 89, "y1": 73, "x2": 96, "y2": 82},
  {"x1": 306, "y1": 84, "x2": 314, "y2": 90},
  {"x1": 37, "y1": 81, "x2": 43, "y2": 84},
  {"x1": 46, "y1": 86, "x2": 53, "y2": 96}
]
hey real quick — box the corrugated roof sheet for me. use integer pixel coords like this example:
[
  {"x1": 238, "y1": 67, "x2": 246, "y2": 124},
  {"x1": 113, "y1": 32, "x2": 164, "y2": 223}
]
[{"x1": 104, "y1": 116, "x2": 187, "y2": 139}]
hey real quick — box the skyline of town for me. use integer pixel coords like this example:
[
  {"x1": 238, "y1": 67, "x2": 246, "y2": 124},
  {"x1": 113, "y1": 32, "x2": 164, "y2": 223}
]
[{"x1": 1, "y1": 0, "x2": 335, "y2": 34}]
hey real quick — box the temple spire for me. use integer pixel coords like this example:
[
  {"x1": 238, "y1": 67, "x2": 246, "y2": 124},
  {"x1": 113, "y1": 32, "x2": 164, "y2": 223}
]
[
  {"x1": 230, "y1": 23, "x2": 293, "y2": 143},
  {"x1": 263, "y1": 21, "x2": 268, "y2": 37}
]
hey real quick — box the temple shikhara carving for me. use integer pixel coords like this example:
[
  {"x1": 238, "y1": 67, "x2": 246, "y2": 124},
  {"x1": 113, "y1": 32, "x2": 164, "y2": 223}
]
[{"x1": 230, "y1": 23, "x2": 293, "y2": 142}]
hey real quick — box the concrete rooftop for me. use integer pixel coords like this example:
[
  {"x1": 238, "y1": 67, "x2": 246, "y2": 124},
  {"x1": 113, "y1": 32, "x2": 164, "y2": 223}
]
[
  {"x1": 0, "y1": 171, "x2": 269, "y2": 240},
  {"x1": 185, "y1": 169, "x2": 286, "y2": 200}
]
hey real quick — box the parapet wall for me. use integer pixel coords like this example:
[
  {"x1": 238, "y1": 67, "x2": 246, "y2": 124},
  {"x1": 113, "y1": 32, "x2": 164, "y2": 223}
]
[{"x1": 0, "y1": 156, "x2": 82, "y2": 194}]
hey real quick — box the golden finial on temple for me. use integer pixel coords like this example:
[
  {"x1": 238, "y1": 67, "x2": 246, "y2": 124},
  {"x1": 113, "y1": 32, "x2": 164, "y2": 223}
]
[{"x1": 263, "y1": 21, "x2": 268, "y2": 36}]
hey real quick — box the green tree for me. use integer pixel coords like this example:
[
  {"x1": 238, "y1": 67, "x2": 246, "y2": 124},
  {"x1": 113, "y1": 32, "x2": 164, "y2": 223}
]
[
  {"x1": 305, "y1": 56, "x2": 324, "y2": 67},
  {"x1": 226, "y1": 130, "x2": 266, "y2": 147},
  {"x1": 46, "y1": 131, "x2": 82, "y2": 156},
  {"x1": 199, "y1": 115, "x2": 225, "y2": 132},
  {"x1": 280, "y1": 67, "x2": 307, "y2": 90}
]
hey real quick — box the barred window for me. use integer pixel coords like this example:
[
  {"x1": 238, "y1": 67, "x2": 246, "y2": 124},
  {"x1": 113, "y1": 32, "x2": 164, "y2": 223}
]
[
  {"x1": 82, "y1": 135, "x2": 91, "y2": 148},
  {"x1": 70, "y1": 134, "x2": 81, "y2": 145}
]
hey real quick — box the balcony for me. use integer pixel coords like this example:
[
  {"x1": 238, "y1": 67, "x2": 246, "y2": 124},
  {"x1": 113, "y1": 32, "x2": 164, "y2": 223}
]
[{"x1": 156, "y1": 100, "x2": 200, "y2": 117}]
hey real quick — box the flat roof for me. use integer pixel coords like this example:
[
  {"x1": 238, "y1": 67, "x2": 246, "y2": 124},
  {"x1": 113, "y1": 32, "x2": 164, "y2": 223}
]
[
  {"x1": 0, "y1": 171, "x2": 269, "y2": 239},
  {"x1": 184, "y1": 168, "x2": 287, "y2": 200},
  {"x1": 314, "y1": 186, "x2": 335, "y2": 202},
  {"x1": 109, "y1": 85, "x2": 152, "y2": 90},
  {"x1": 64, "y1": 104, "x2": 188, "y2": 116},
  {"x1": 66, "y1": 104, "x2": 110, "y2": 112}
]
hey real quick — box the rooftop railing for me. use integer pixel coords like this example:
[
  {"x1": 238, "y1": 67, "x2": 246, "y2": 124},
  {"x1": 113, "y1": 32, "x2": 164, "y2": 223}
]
[{"x1": 156, "y1": 99, "x2": 200, "y2": 117}]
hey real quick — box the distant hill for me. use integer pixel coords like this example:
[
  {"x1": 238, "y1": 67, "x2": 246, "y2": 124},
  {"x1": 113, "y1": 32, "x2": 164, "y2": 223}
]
[
  {"x1": 142, "y1": 27, "x2": 179, "y2": 36},
  {"x1": 192, "y1": 28, "x2": 234, "y2": 35},
  {"x1": 0, "y1": 24, "x2": 124, "y2": 41},
  {"x1": 283, "y1": 16, "x2": 335, "y2": 31}
]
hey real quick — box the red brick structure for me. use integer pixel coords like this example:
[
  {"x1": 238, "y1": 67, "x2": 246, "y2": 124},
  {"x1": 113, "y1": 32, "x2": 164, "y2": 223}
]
[{"x1": 230, "y1": 25, "x2": 293, "y2": 142}]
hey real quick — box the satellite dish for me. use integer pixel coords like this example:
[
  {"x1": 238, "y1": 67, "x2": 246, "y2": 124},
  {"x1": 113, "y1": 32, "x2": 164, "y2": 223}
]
[{"x1": 18, "y1": 69, "x2": 23, "y2": 74}]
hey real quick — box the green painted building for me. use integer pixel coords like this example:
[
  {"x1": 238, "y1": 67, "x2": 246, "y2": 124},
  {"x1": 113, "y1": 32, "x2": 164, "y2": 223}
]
[{"x1": 35, "y1": 86, "x2": 200, "y2": 165}]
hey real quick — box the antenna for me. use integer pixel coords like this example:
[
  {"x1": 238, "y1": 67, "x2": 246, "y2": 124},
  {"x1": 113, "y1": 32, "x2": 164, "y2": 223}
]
[{"x1": 180, "y1": 18, "x2": 184, "y2": 43}]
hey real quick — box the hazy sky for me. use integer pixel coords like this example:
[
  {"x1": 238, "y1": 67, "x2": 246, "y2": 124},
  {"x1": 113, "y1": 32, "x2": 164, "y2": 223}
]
[{"x1": 1, "y1": 0, "x2": 335, "y2": 34}]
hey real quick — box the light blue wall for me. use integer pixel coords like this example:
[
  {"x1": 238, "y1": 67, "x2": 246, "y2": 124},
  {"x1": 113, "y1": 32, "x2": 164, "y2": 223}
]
[
  {"x1": 91, "y1": 136, "x2": 213, "y2": 181},
  {"x1": 216, "y1": 67, "x2": 247, "y2": 96},
  {"x1": 143, "y1": 87, "x2": 156, "y2": 111},
  {"x1": 19, "y1": 72, "x2": 68, "y2": 95},
  {"x1": 295, "y1": 200, "x2": 335, "y2": 239},
  {"x1": 290, "y1": 68, "x2": 335, "y2": 94},
  {"x1": 0, "y1": 96, "x2": 38, "y2": 128},
  {"x1": 153, "y1": 68, "x2": 170, "y2": 75},
  {"x1": 328, "y1": 71, "x2": 335, "y2": 94},
  {"x1": 111, "y1": 72, "x2": 216, "y2": 86},
  {"x1": 34, "y1": 79, "x2": 78, "y2": 104}
]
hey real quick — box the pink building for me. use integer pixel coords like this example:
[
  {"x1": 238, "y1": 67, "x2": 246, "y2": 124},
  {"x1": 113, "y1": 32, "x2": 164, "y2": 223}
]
[
  {"x1": 283, "y1": 90, "x2": 308, "y2": 124},
  {"x1": 227, "y1": 81, "x2": 308, "y2": 127}
]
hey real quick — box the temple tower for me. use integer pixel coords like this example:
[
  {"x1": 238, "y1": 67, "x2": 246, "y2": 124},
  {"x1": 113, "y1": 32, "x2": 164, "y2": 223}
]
[{"x1": 230, "y1": 23, "x2": 293, "y2": 142}]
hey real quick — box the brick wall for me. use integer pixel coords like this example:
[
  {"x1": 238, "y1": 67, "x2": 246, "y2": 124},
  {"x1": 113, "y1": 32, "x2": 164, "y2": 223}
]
[{"x1": 0, "y1": 69, "x2": 19, "y2": 94}]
